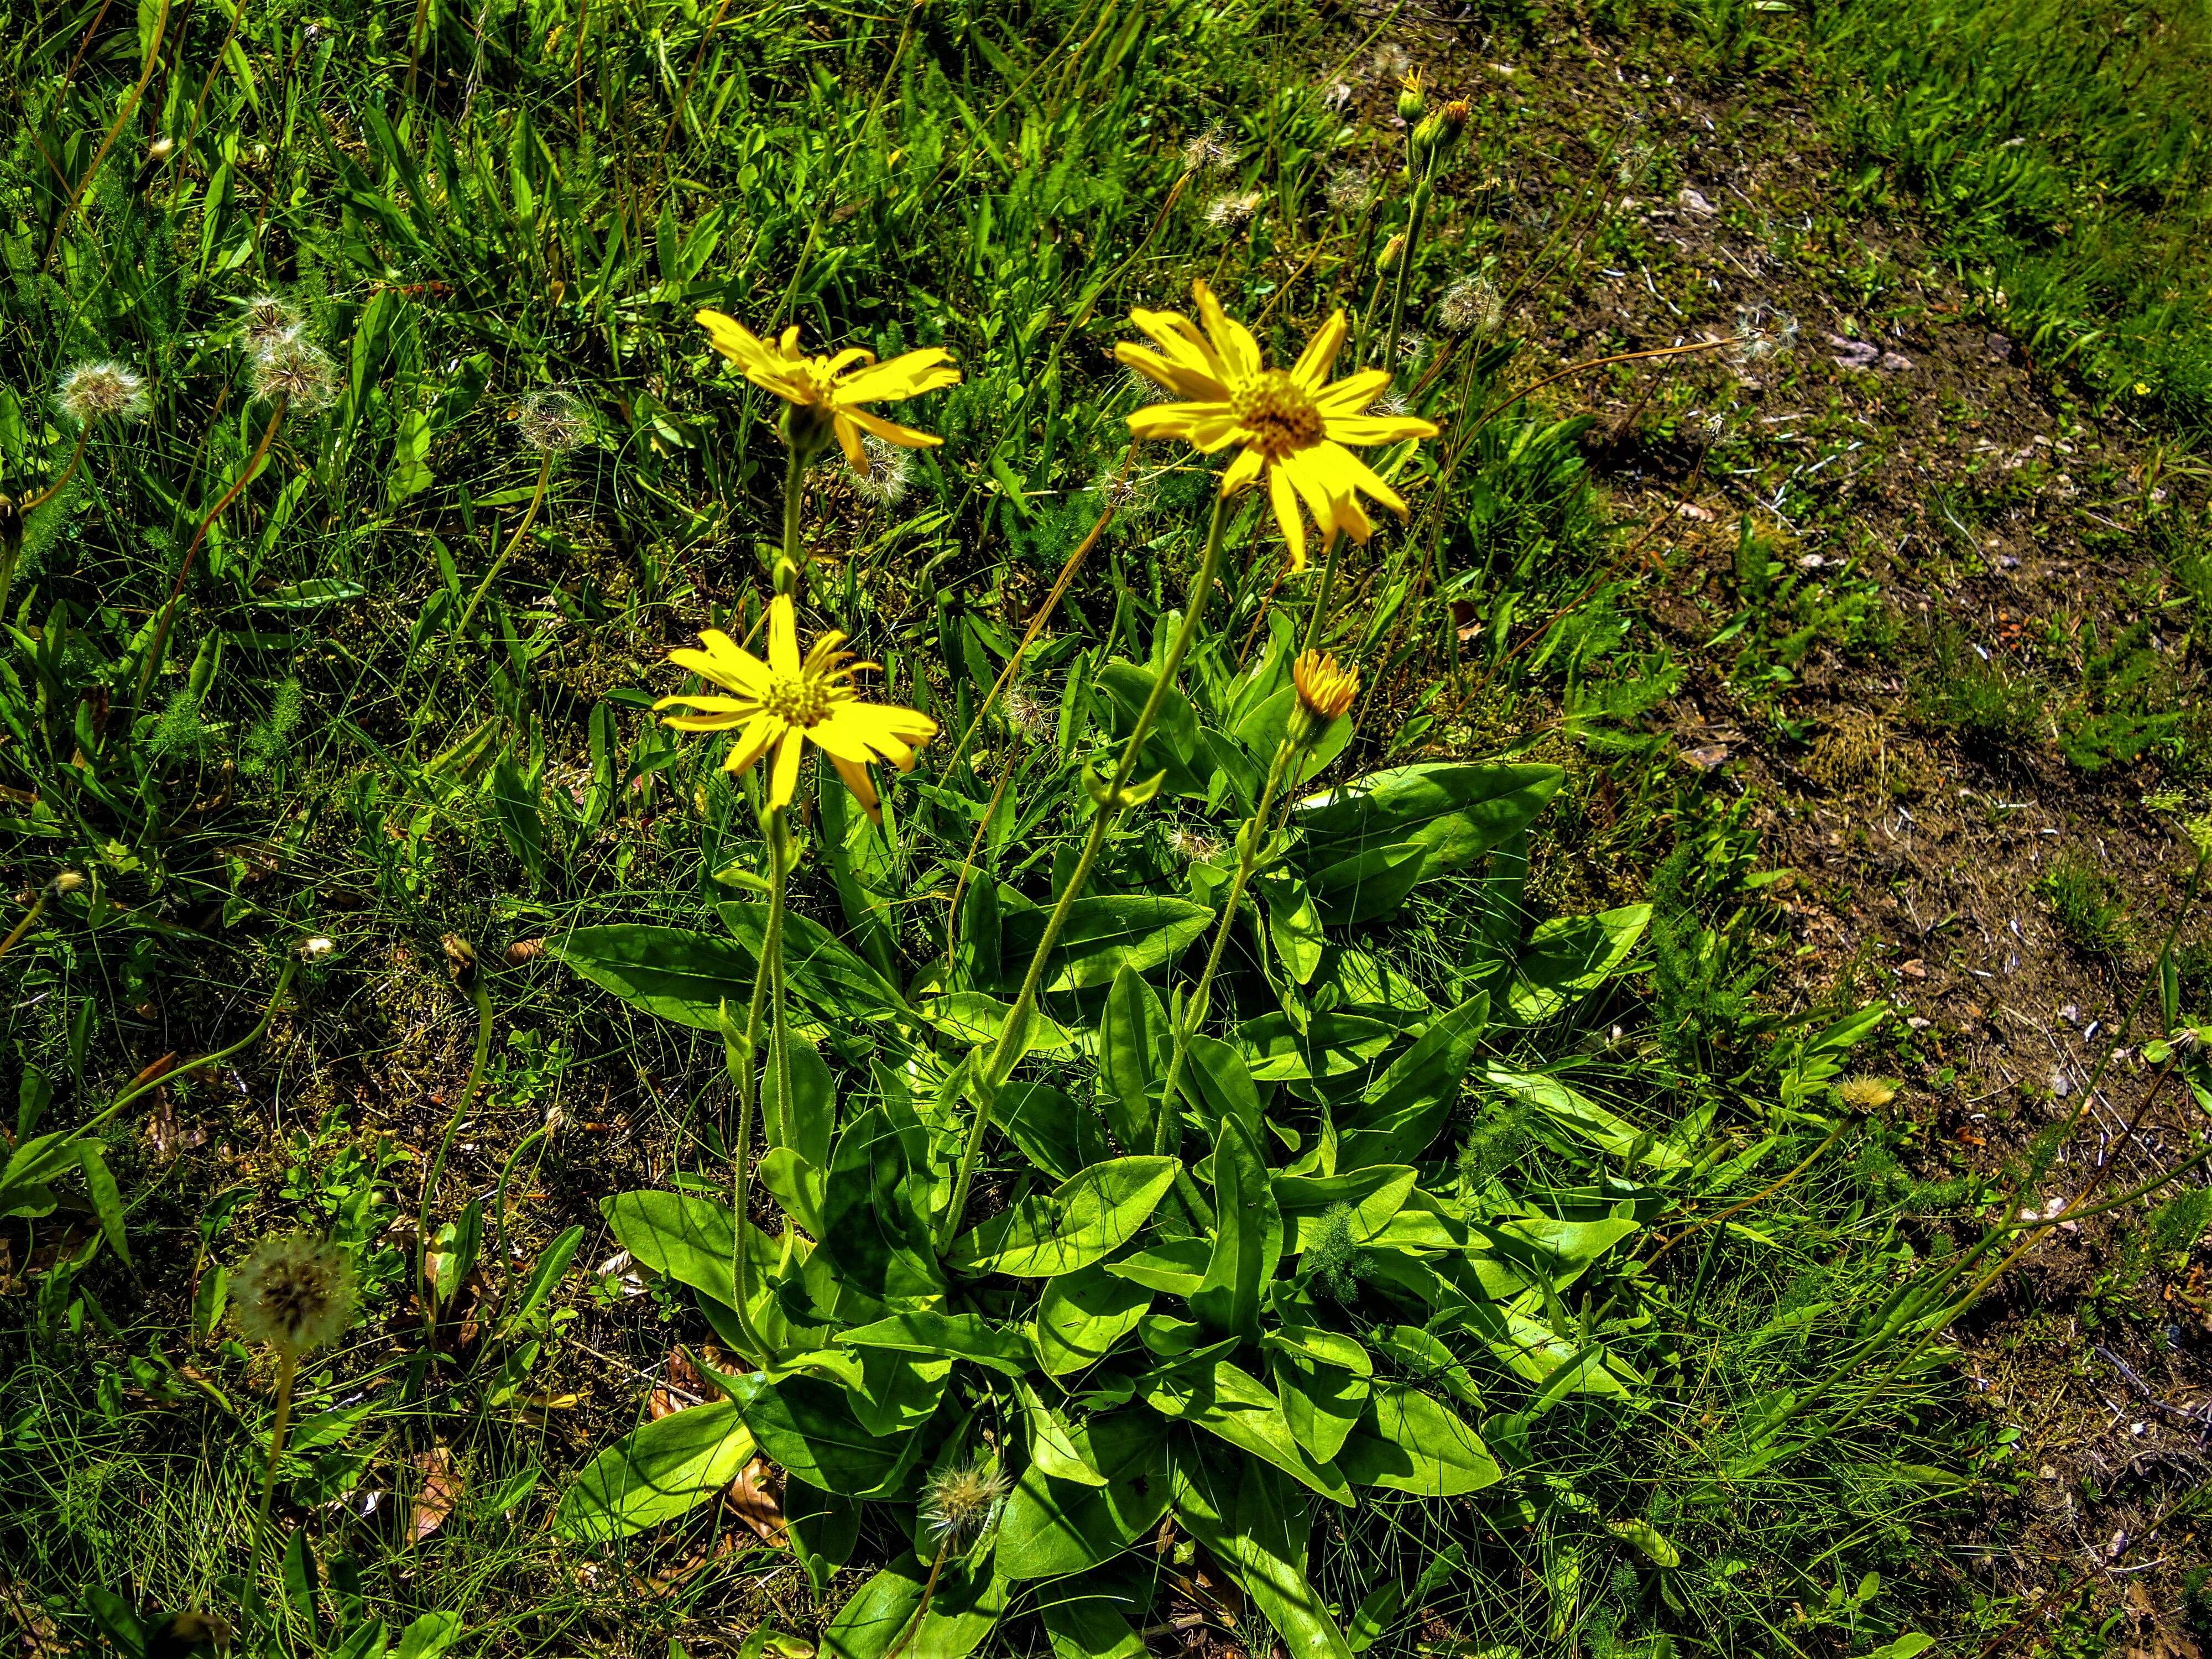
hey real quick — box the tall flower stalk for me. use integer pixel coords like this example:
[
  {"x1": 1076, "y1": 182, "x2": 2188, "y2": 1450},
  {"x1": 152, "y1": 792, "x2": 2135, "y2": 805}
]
[
  {"x1": 0, "y1": 363, "x2": 150, "y2": 620},
  {"x1": 1153, "y1": 653, "x2": 1359, "y2": 1159}
]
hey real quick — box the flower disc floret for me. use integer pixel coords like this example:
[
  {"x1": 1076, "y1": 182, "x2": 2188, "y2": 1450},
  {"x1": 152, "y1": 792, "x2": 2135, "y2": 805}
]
[
  {"x1": 1114, "y1": 280, "x2": 1438, "y2": 568},
  {"x1": 653, "y1": 594, "x2": 938, "y2": 823}
]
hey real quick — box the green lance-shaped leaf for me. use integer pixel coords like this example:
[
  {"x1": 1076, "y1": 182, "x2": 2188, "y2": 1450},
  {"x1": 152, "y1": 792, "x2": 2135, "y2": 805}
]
[
  {"x1": 1292, "y1": 761, "x2": 1564, "y2": 875},
  {"x1": 725, "y1": 1369, "x2": 930, "y2": 1501},
  {"x1": 1137, "y1": 1358, "x2": 1350, "y2": 1505},
  {"x1": 998, "y1": 895, "x2": 1214, "y2": 993},
  {"x1": 1334, "y1": 1384, "x2": 1502, "y2": 1496},
  {"x1": 1337, "y1": 993, "x2": 1489, "y2": 1170},
  {"x1": 1097, "y1": 964, "x2": 1166, "y2": 1152},
  {"x1": 1505, "y1": 903, "x2": 1651, "y2": 1024},
  {"x1": 997, "y1": 1410, "x2": 1172, "y2": 1580},
  {"x1": 1189, "y1": 1115, "x2": 1280, "y2": 1344},
  {"x1": 556, "y1": 1401, "x2": 757, "y2": 1541},
  {"x1": 813, "y1": 1104, "x2": 945, "y2": 1308},
  {"x1": 1036, "y1": 1265, "x2": 1153, "y2": 1376},
  {"x1": 1173, "y1": 1453, "x2": 1354, "y2": 1658},
  {"x1": 947, "y1": 1156, "x2": 1178, "y2": 1278},
  {"x1": 823, "y1": 1551, "x2": 1007, "y2": 1659}
]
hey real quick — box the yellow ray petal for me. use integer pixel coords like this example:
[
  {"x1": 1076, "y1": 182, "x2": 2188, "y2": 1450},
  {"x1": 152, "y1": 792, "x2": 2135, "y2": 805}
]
[
  {"x1": 1308, "y1": 441, "x2": 1410, "y2": 517},
  {"x1": 833, "y1": 347, "x2": 960, "y2": 404},
  {"x1": 1269, "y1": 462, "x2": 1307, "y2": 571},
  {"x1": 766, "y1": 596, "x2": 802, "y2": 680},
  {"x1": 831, "y1": 754, "x2": 882, "y2": 823},
  {"x1": 833, "y1": 413, "x2": 868, "y2": 467},
  {"x1": 1112, "y1": 343, "x2": 1229, "y2": 402},
  {"x1": 1290, "y1": 311, "x2": 1349, "y2": 390},
  {"x1": 1192, "y1": 280, "x2": 1262, "y2": 380},
  {"x1": 726, "y1": 713, "x2": 786, "y2": 776},
  {"x1": 1126, "y1": 401, "x2": 1215, "y2": 441},
  {"x1": 1219, "y1": 445, "x2": 1265, "y2": 495},
  {"x1": 1323, "y1": 413, "x2": 1442, "y2": 446},
  {"x1": 845, "y1": 406, "x2": 946, "y2": 450},
  {"x1": 769, "y1": 727, "x2": 806, "y2": 808},
  {"x1": 1313, "y1": 369, "x2": 1395, "y2": 415}
]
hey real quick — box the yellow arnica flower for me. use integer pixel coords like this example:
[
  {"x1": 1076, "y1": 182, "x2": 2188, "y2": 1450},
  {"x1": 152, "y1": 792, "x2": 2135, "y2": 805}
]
[
  {"x1": 654, "y1": 594, "x2": 938, "y2": 823},
  {"x1": 1292, "y1": 650, "x2": 1360, "y2": 722},
  {"x1": 1114, "y1": 281, "x2": 1437, "y2": 569},
  {"x1": 696, "y1": 311, "x2": 959, "y2": 464}
]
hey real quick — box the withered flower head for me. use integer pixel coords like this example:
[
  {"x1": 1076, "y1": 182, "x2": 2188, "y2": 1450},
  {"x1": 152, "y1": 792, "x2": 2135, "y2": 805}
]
[
  {"x1": 58, "y1": 362, "x2": 151, "y2": 427},
  {"x1": 232, "y1": 1234, "x2": 355, "y2": 1359}
]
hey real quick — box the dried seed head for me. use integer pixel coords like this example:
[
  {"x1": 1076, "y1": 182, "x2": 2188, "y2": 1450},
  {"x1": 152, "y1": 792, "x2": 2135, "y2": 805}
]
[
  {"x1": 847, "y1": 434, "x2": 911, "y2": 505},
  {"x1": 57, "y1": 362, "x2": 151, "y2": 427},
  {"x1": 504, "y1": 937, "x2": 548, "y2": 965},
  {"x1": 1000, "y1": 686, "x2": 1047, "y2": 742},
  {"x1": 1324, "y1": 168, "x2": 1375, "y2": 213},
  {"x1": 1169, "y1": 827, "x2": 1221, "y2": 862},
  {"x1": 238, "y1": 294, "x2": 305, "y2": 356},
  {"x1": 252, "y1": 336, "x2": 340, "y2": 415},
  {"x1": 232, "y1": 1234, "x2": 356, "y2": 1358},
  {"x1": 1204, "y1": 190, "x2": 1265, "y2": 231},
  {"x1": 1438, "y1": 276, "x2": 1503, "y2": 337},
  {"x1": 518, "y1": 387, "x2": 593, "y2": 453},
  {"x1": 1834, "y1": 1075, "x2": 1898, "y2": 1113},
  {"x1": 295, "y1": 935, "x2": 336, "y2": 962},
  {"x1": 1182, "y1": 127, "x2": 1238, "y2": 176},
  {"x1": 48, "y1": 870, "x2": 87, "y2": 896},
  {"x1": 920, "y1": 1461, "x2": 1009, "y2": 1546},
  {"x1": 1729, "y1": 301, "x2": 1798, "y2": 367},
  {"x1": 1396, "y1": 330, "x2": 1428, "y2": 360}
]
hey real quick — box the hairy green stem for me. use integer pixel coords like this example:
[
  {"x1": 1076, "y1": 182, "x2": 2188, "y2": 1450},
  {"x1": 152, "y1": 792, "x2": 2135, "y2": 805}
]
[
  {"x1": 722, "y1": 804, "x2": 789, "y2": 1369},
  {"x1": 1383, "y1": 154, "x2": 1437, "y2": 369},
  {"x1": 778, "y1": 444, "x2": 806, "y2": 597},
  {"x1": 1154, "y1": 739, "x2": 1296, "y2": 1162},
  {"x1": 243, "y1": 1347, "x2": 299, "y2": 1623},
  {"x1": 1298, "y1": 530, "x2": 1344, "y2": 655},
  {"x1": 937, "y1": 491, "x2": 1234, "y2": 1249}
]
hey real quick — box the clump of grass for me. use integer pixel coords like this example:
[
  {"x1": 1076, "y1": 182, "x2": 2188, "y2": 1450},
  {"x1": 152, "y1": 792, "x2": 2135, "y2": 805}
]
[
  {"x1": 1910, "y1": 629, "x2": 2043, "y2": 752},
  {"x1": 2037, "y1": 850, "x2": 2131, "y2": 958}
]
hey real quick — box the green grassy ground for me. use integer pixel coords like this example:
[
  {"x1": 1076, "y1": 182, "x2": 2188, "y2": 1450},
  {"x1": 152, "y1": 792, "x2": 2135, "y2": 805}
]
[{"x1": 3, "y1": 0, "x2": 2210, "y2": 1656}]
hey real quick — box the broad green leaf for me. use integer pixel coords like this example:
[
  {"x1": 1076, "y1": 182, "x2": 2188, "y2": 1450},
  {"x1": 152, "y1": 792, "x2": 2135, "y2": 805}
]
[
  {"x1": 1310, "y1": 841, "x2": 1428, "y2": 925},
  {"x1": 1174, "y1": 1455, "x2": 1353, "y2": 1657},
  {"x1": 1100, "y1": 1235, "x2": 1210, "y2": 1296},
  {"x1": 1097, "y1": 964, "x2": 1165, "y2": 1151},
  {"x1": 726, "y1": 1370, "x2": 926, "y2": 1500},
  {"x1": 393, "y1": 1613, "x2": 463, "y2": 1659},
  {"x1": 1371, "y1": 1325, "x2": 1483, "y2": 1410},
  {"x1": 1000, "y1": 895, "x2": 1214, "y2": 992},
  {"x1": 1335, "y1": 1385, "x2": 1501, "y2": 1496},
  {"x1": 823, "y1": 1553, "x2": 1005, "y2": 1659},
  {"x1": 757, "y1": 1149, "x2": 827, "y2": 1238},
  {"x1": 550, "y1": 926, "x2": 759, "y2": 1030},
  {"x1": 601, "y1": 1191, "x2": 738, "y2": 1305},
  {"x1": 997, "y1": 1413, "x2": 1171, "y2": 1579},
  {"x1": 1472, "y1": 1215, "x2": 1640, "y2": 1289},
  {"x1": 1294, "y1": 762, "x2": 1564, "y2": 875},
  {"x1": 1138, "y1": 1359, "x2": 1351, "y2": 1505},
  {"x1": 1237, "y1": 1012, "x2": 1397, "y2": 1083},
  {"x1": 846, "y1": 1348, "x2": 954, "y2": 1439},
  {"x1": 1037, "y1": 1266, "x2": 1152, "y2": 1376},
  {"x1": 762, "y1": 1029, "x2": 837, "y2": 1168},
  {"x1": 926, "y1": 990, "x2": 1077, "y2": 1055},
  {"x1": 1506, "y1": 905, "x2": 1650, "y2": 1023},
  {"x1": 837, "y1": 1310, "x2": 1030, "y2": 1376},
  {"x1": 556, "y1": 1401, "x2": 755, "y2": 1540},
  {"x1": 1184, "y1": 1034, "x2": 1260, "y2": 1136},
  {"x1": 1338, "y1": 995, "x2": 1489, "y2": 1169},
  {"x1": 1042, "y1": 1598, "x2": 1146, "y2": 1659},
  {"x1": 1190, "y1": 1117, "x2": 1279, "y2": 1343},
  {"x1": 76, "y1": 1144, "x2": 129, "y2": 1266},
  {"x1": 1273, "y1": 1350, "x2": 1369, "y2": 1463},
  {"x1": 992, "y1": 1081, "x2": 1109, "y2": 1184},
  {"x1": 1273, "y1": 1165, "x2": 1416, "y2": 1253},
  {"x1": 718, "y1": 902, "x2": 916, "y2": 1021},
  {"x1": 1453, "y1": 1301, "x2": 1633, "y2": 1396},
  {"x1": 1484, "y1": 1065, "x2": 1687, "y2": 1168},
  {"x1": 947, "y1": 1157, "x2": 1177, "y2": 1277},
  {"x1": 1256, "y1": 870, "x2": 1326, "y2": 985},
  {"x1": 785, "y1": 1477, "x2": 860, "y2": 1594},
  {"x1": 813, "y1": 1105, "x2": 945, "y2": 1307}
]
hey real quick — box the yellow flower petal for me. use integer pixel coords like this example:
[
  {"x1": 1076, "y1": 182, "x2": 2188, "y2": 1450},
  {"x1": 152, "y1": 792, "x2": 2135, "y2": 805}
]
[
  {"x1": 1290, "y1": 310, "x2": 1348, "y2": 390},
  {"x1": 1312, "y1": 369, "x2": 1394, "y2": 416},
  {"x1": 1219, "y1": 446, "x2": 1265, "y2": 495},
  {"x1": 1323, "y1": 413, "x2": 1441, "y2": 445},
  {"x1": 770, "y1": 727, "x2": 805, "y2": 808},
  {"x1": 834, "y1": 347, "x2": 960, "y2": 404},
  {"x1": 1113, "y1": 342, "x2": 1229, "y2": 402},
  {"x1": 1192, "y1": 280, "x2": 1261, "y2": 380},
  {"x1": 831, "y1": 753, "x2": 883, "y2": 823},
  {"x1": 766, "y1": 596, "x2": 801, "y2": 680},
  {"x1": 726, "y1": 713, "x2": 786, "y2": 776},
  {"x1": 844, "y1": 406, "x2": 947, "y2": 450},
  {"x1": 1269, "y1": 463, "x2": 1307, "y2": 571}
]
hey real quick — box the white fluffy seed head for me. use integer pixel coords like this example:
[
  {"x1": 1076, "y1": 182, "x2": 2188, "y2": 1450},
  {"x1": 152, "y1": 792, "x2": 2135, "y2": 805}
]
[
  {"x1": 238, "y1": 294, "x2": 305, "y2": 356},
  {"x1": 1438, "y1": 276, "x2": 1504, "y2": 337},
  {"x1": 57, "y1": 362, "x2": 150, "y2": 426},
  {"x1": 1204, "y1": 190, "x2": 1264, "y2": 229},
  {"x1": 232, "y1": 1234, "x2": 356, "y2": 1358},
  {"x1": 847, "y1": 434, "x2": 910, "y2": 505},
  {"x1": 252, "y1": 337, "x2": 340, "y2": 415},
  {"x1": 518, "y1": 387, "x2": 593, "y2": 453},
  {"x1": 921, "y1": 1462, "x2": 1009, "y2": 1545},
  {"x1": 1182, "y1": 127, "x2": 1238, "y2": 175}
]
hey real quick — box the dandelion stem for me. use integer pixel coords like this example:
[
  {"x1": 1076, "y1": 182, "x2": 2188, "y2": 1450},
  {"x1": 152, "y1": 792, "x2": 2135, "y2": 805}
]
[
  {"x1": 1154, "y1": 739, "x2": 1296, "y2": 1166},
  {"x1": 451, "y1": 451, "x2": 555, "y2": 651},
  {"x1": 136, "y1": 395, "x2": 288, "y2": 714},
  {"x1": 880, "y1": 1538, "x2": 951, "y2": 1659},
  {"x1": 0, "y1": 891, "x2": 51, "y2": 964},
  {"x1": 18, "y1": 426, "x2": 89, "y2": 516},
  {"x1": 938, "y1": 491, "x2": 1233, "y2": 1250},
  {"x1": 418, "y1": 962, "x2": 494, "y2": 1349},
  {"x1": 244, "y1": 1348, "x2": 300, "y2": 1623}
]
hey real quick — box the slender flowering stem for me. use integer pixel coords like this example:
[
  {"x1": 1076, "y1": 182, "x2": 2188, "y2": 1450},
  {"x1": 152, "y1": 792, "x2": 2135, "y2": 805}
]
[
  {"x1": 136, "y1": 397, "x2": 289, "y2": 712},
  {"x1": 1154, "y1": 737, "x2": 1296, "y2": 1159},
  {"x1": 0, "y1": 427, "x2": 92, "y2": 619},
  {"x1": 721, "y1": 804, "x2": 789, "y2": 1369},
  {"x1": 243, "y1": 1348, "x2": 300, "y2": 1622},
  {"x1": 778, "y1": 444, "x2": 806, "y2": 597},
  {"x1": 418, "y1": 960, "x2": 494, "y2": 1348},
  {"x1": 1384, "y1": 152, "x2": 1438, "y2": 371},
  {"x1": 452, "y1": 451, "x2": 555, "y2": 649},
  {"x1": 936, "y1": 491, "x2": 1234, "y2": 1250},
  {"x1": 881, "y1": 1538, "x2": 952, "y2": 1659},
  {"x1": 1298, "y1": 529, "x2": 1345, "y2": 655}
]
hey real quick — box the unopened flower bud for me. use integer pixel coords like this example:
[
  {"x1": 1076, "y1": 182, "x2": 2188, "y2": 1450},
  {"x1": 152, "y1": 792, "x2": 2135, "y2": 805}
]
[
  {"x1": 1288, "y1": 650, "x2": 1359, "y2": 746},
  {"x1": 1376, "y1": 233, "x2": 1407, "y2": 275},
  {"x1": 1396, "y1": 72, "x2": 1426, "y2": 124}
]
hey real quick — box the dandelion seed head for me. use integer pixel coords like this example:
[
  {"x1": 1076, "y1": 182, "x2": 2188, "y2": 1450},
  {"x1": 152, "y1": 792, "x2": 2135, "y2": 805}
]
[
  {"x1": 518, "y1": 387, "x2": 593, "y2": 453},
  {"x1": 1729, "y1": 301, "x2": 1798, "y2": 367},
  {"x1": 1182, "y1": 127, "x2": 1237, "y2": 176},
  {"x1": 921, "y1": 1461, "x2": 1008, "y2": 1546},
  {"x1": 1834, "y1": 1075, "x2": 1898, "y2": 1113},
  {"x1": 1098, "y1": 469, "x2": 1149, "y2": 513},
  {"x1": 252, "y1": 336, "x2": 340, "y2": 416},
  {"x1": 238, "y1": 294, "x2": 304, "y2": 356},
  {"x1": 57, "y1": 362, "x2": 150, "y2": 426},
  {"x1": 1438, "y1": 276, "x2": 1503, "y2": 337},
  {"x1": 1375, "y1": 389, "x2": 1411, "y2": 418},
  {"x1": 847, "y1": 434, "x2": 911, "y2": 505},
  {"x1": 1169, "y1": 827, "x2": 1221, "y2": 862},
  {"x1": 232, "y1": 1234, "x2": 356, "y2": 1358},
  {"x1": 1204, "y1": 190, "x2": 1265, "y2": 231},
  {"x1": 1368, "y1": 44, "x2": 1413, "y2": 87},
  {"x1": 1324, "y1": 168, "x2": 1375, "y2": 213},
  {"x1": 1396, "y1": 330, "x2": 1428, "y2": 360},
  {"x1": 1000, "y1": 685, "x2": 1048, "y2": 740}
]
